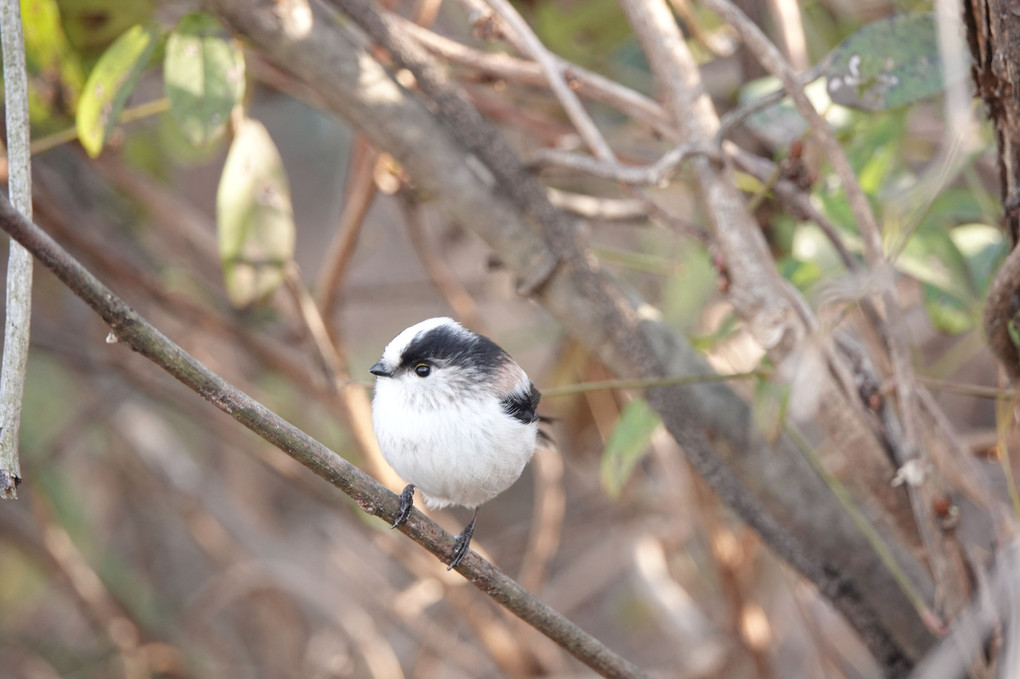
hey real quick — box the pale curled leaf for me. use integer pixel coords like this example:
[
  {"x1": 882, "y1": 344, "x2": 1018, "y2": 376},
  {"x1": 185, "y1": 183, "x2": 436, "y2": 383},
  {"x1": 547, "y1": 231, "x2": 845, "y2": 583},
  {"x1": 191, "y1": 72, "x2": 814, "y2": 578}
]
[
  {"x1": 164, "y1": 12, "x2": 246, "y2": 147},
  {"x1": 216, "y1": 118, "x2": 296, "y2": 307},
  {"x1": 76, "y1": 24, "x2": 157, "y2": 157}
]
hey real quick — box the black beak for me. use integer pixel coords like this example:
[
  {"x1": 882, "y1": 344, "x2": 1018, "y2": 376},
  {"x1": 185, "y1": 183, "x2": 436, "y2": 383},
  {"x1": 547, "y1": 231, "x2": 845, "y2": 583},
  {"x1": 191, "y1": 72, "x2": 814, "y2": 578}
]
[{"x1": 369, "y1": 362, "x2": 393, "y2": 378}]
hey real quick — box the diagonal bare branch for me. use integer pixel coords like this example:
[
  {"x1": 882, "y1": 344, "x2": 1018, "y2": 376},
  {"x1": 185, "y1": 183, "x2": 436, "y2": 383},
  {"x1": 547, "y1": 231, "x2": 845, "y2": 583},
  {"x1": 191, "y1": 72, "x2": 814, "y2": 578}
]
[{"x1": 0, "y1": 192, "x2": 652, "y2": 679}]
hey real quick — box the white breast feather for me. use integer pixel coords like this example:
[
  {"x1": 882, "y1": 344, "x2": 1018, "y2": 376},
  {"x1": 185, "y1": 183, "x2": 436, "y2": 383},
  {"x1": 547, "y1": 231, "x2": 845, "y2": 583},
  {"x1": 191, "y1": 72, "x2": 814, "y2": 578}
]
[{"x1": 372, "y1": 366, "x2": 537, "y2": 509}]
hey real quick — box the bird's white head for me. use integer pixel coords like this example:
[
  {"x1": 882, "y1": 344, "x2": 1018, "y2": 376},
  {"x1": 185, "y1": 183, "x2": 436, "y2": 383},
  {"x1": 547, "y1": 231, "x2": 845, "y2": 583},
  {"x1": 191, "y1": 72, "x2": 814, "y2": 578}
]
[{"x1": 369, "y1": 317, "x2": 529, "y2": 409}]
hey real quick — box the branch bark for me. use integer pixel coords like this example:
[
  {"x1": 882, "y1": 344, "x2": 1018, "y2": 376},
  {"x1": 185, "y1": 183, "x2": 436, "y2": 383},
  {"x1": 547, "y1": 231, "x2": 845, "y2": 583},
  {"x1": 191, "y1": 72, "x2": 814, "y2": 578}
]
[
  {"x1": 969, "y1": 0, "x2": 1020, "y2": 379},
  {"x1": 0, "y1": 0, "x2": 34, "y2": 499}
]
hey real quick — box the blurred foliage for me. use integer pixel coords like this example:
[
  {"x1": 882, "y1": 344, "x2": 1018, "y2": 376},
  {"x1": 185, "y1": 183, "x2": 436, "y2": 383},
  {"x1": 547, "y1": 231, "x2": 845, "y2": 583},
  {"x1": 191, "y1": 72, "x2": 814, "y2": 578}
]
[{"x1": 531, "y1": 0, "x2": 633, "y2": 70}]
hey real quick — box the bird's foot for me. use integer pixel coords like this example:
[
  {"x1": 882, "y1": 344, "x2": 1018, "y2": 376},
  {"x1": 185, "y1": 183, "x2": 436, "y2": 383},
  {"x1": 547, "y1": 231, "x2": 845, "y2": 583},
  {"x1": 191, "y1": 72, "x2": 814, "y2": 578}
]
[
  {"x1": 447, "y1": 510, "x2": 478, "y2": 570},
  {"x1": 392, "y1": 484, "x2": 415, "y2": 529}
]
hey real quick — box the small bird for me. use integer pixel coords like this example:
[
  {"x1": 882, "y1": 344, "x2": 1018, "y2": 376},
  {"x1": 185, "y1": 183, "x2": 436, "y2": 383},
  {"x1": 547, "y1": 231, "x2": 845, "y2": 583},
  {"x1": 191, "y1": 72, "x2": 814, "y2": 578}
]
[{"x1": 370, "y1": 317, "x2": 541, "y2": 569}]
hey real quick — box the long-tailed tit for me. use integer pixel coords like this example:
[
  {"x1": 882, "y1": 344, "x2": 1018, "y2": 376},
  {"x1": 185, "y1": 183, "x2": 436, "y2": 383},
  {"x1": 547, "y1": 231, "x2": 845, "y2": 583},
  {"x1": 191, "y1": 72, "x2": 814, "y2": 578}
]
[{"x1": 370, "y1": 317, "x2": 541, "y2": 569}]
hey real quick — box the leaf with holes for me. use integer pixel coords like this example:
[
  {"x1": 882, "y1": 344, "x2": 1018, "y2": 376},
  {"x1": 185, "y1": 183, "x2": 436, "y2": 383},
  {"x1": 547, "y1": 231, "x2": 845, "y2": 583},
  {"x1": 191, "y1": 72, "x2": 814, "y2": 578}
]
[
  {"x1": 76, "y1": 24, "x2": 157, "y2": 157},
  {"x1": 826, "y1": 13, "x2": 959, "y2": 111},
  {"x1": 601, "y1": 397, "x2": 661, "y2": 498},
  {"x1": 164, "y1": 12, "x2": 245, "y2": 147},
  {"x1": 216, "y1": 118, "x2": 295, "y2": 307}
]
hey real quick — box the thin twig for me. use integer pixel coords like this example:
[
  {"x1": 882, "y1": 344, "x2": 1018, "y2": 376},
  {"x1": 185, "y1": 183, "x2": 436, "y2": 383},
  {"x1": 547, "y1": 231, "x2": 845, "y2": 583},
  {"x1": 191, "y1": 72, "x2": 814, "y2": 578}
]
[
  {"x1": 29, "y1": 98, "x2": 170, "y2": 156},
  {"x1": 917, "y1": 377, "x2": 1012, "y2": 400},
  {"x1": 478, "y1": 0, "x2": 615, "y2": 161},
  {"x1": 326, "y1": 0, "x2": 583, "y2": 279},
  {"x1": 768, "y1": 0, "x2": 809, "y2": 70},
  {"x1": 284, "y1": 264, "x2": 401, "y2": 488},
  {"x1": 0, "y1": 193, "x2": 652, "y2": 679},
  {"x1": 398, "y1": 192, "x2": 487, "y2": 331},
  {"x1": 716, "y1": 60, "x2": 828, "y2": 142},
  {"x1": 472, "y1": 0, "x2": 719, "y2": 256},
  {"x1": 995, "y1": 395, "x2": 1020, "y2": 521},
  {"x1": 724, "y1": 141, "x2": 858, "y2": 271},
  {"x1": 0, "y1": 0, "x2": 33, "y2": 498},
  {"x1": 667, "y1": 0, "x2": 732, "y2": 57},
  {"x1": 530, "y1": 144, "x2": 723, "y2": 187},
  {"x1": 783, "y1": 423, "x2": 939, "y2": 631},
  {"x1": 10, "y1": 500, "x2": 155, "y2": 678},
  {"x1": 545, "y1": 189, "x2": 646, "y2": 222},
  {"x1": 395, "y1": 16, "x2": 675, "y2": 139},
  {"x1": 700, "y1": 0, "x2": 884, "y2": 263},
  {"x1": 518, "y1": 440, "x2": 565, "y2": 593},
  {"x1": 316, "y1": 136, "x2": 378, "y2": 320},
  {"x1": 541, "y1": 370, "x2": 765, "y2": 397}
]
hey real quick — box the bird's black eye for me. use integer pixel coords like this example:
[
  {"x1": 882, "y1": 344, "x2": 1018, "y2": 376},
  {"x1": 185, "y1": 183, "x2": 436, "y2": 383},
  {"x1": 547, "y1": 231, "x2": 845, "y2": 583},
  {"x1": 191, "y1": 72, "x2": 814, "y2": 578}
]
[{"x1": 414, "y1": 363, "x2": 431, "y2": 377}]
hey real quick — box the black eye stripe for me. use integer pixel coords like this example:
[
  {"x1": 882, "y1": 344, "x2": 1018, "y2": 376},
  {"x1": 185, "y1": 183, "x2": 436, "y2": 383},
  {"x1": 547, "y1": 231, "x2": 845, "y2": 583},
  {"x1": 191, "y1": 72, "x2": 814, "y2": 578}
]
[{"x1": 398, "y1": 325, "x2": 506, "y2": 376}]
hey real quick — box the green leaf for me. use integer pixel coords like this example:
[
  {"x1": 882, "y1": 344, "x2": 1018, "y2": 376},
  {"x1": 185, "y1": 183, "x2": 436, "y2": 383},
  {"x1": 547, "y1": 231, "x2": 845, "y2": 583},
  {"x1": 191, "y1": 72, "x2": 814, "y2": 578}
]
[
  {"x1": 216, "y1": 118, "x2": 295, "y2": 308},
  {"x1": 950, "y1": 223, "x2": 1006, "y2": 296},
  {"x1": 826, "y1": 13, "x2": 960, "y2": 111},
  {"x1": 56, "y1": 0, "x2": 153, "y2": 52},
  {"x1": 921, "y1": 283, "x2": 974, "y2": 335},
  {"x1": 75, "y1": 24, "x2": 157, "y2": 157},
  {"x1": 164, "y1": 13, "x2": 245, "y2": 147},
  {"x1": 753, "y1": 378, "x2": 790, "y2": 444},
  {"x1": 601, "y1": 397, "x2": 661, "y2": 498}
]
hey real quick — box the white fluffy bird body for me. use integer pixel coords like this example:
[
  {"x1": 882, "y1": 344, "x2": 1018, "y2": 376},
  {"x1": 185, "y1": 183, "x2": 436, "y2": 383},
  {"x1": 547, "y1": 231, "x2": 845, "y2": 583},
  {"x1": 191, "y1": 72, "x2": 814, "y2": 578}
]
[
  {"x1": 370, "y1": 317, "x2": 540, "y2": 511},
  {"x1": 372, "y1": 381, "x2": 536, "y2": 509}
]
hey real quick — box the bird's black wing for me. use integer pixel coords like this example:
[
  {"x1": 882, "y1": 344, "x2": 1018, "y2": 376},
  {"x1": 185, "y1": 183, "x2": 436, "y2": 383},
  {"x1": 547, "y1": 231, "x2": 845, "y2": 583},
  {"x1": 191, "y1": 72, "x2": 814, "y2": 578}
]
[{"x1": 500, "y1": 381, "x2": 541, "y2": 425}]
